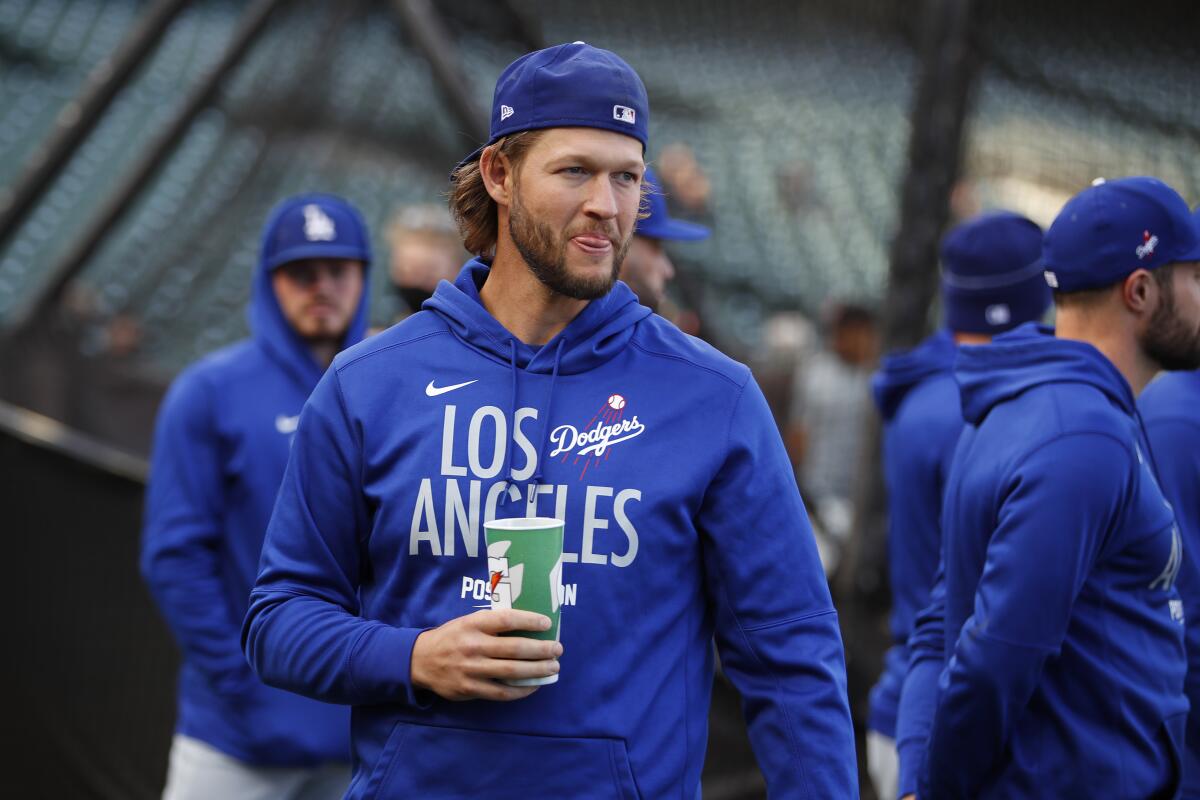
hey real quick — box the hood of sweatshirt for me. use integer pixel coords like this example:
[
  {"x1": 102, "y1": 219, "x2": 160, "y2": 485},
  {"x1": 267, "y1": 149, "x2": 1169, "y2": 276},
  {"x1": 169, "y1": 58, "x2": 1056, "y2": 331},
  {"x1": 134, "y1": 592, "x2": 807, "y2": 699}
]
[
  {"x1": 424, "y1": 258, "x2": 652, "y2": 375},
  {"x1": 247, "y1": 233, "x2": 371, "y2": 392},
  {"x1": 955, "y1": 322, "x2": 1136, "y2": 426},
  {"x1": 872, "y1": 329, "x2": 958, "y2": 421},
  {"x1": 423, "y1": 259, "x2": 653, "y2": 494}
]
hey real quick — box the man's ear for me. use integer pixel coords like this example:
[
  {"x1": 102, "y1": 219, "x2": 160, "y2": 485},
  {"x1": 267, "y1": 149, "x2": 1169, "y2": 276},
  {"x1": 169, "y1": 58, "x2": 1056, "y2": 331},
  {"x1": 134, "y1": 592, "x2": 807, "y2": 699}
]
[
  {"x1": 1122, "y1": 268, "x2": 1157, "y2": 317},
  {"x1": 480, "y1": 145, "x2": 514, "y2": 207}
]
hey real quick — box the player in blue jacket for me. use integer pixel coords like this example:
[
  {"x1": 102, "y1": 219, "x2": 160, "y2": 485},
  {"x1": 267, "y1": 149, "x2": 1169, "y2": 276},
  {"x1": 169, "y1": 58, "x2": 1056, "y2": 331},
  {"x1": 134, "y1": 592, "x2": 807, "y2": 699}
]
[
  {"x1": 1139, "y1": 208, "x2": 1200, "y2": 800},
  {"x1": 242, "y1": 43, "x2": 857, "y2": 799},
  {"x1": 898, "y1": 177, "x2": 1200, "y2": 799},
  {"x1": 141, "y1": 194, "x2": 371, "y2": 799},
  {"x1": 867, "y1": 211, "x2": 1050, "y2": 800}
]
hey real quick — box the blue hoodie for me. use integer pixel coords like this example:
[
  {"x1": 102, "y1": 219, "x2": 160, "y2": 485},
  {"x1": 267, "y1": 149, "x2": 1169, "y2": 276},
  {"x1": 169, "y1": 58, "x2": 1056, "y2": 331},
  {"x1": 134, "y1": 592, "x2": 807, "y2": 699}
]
[
  {"x1": 867, "y1": 330, "x2": 960, "y2": 740},
  {"x1": 1141, "y1": 370, "x2": 1200, "y2": 799},
  {"x1": 901, "y1": 324, "x2": 1186, "y2": 799},
  {"x1": 242, "y1": 260, "x2": 857, "y2": 799},
  {"x1": 140, "y1": 233, "x2": 369, "y2": 766}
]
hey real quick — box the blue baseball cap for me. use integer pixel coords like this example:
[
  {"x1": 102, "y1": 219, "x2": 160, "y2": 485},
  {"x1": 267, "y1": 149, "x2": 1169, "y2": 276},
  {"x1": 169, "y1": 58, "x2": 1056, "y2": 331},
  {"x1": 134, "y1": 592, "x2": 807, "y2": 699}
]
[
  {"x1": 260, "y1": 193, "x2": 372, "y2": 271},
  {"x1": 1043, "y1": 176, "x2": 1200, "y2": 293},
  {"x1": 940, "y1": 211, "x2": 1051, "y2": 333},
  {"x1": 635, "y1": 167, "x2": 710, "y2": 241},
  {"x1": 454, "y1": 42, "x2": 649, "y2": 174}
]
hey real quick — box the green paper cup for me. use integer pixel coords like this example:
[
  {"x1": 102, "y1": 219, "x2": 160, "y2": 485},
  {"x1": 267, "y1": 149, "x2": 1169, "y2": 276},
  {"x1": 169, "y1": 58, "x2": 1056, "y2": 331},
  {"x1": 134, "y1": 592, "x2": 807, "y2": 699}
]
[{"x1": 484, "y1": 516, "x2": 565, "y2": 686}]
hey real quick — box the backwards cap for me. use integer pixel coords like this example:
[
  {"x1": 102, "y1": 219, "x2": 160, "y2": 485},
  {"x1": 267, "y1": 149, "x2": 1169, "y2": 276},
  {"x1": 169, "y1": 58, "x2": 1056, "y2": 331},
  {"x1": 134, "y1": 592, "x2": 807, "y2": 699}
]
[
  {"x1": 941, "y1": 211, "x2": 1050, "y2": 333},
  {"x1": 454, "y1": 41, "x2": 649, "y2": 174},
  {"x1": 1043, "y1": 176, "x2": 1200, "y2": 293}
]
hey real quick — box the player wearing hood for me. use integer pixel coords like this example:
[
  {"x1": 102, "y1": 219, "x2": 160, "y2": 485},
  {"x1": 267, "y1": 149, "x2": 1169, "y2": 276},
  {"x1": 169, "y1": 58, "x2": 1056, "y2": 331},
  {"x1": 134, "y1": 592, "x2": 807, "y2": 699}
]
[
  {"x1": 142, "y1": 194, "x2": 371, "y2": 799},
  {"x1": 898, "y1": 177, "x2": 1200, "y2": 799},
  {"x1": 867, "y1": 211, "x2": 1050, "y2": 800},
  {"x1": 242, "y1": 43, "x2": 856, "y2": 798},
  {"x1": 1137, "y1": 207, "x2": 1200, "y2": 800}
]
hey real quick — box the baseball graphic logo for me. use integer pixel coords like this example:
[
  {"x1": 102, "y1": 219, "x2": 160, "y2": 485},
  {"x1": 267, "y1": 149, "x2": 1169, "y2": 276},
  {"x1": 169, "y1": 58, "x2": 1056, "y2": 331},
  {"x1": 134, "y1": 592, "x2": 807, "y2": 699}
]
[{"x1": 549, "y1": 392, "x2": 645, "y2": 479}]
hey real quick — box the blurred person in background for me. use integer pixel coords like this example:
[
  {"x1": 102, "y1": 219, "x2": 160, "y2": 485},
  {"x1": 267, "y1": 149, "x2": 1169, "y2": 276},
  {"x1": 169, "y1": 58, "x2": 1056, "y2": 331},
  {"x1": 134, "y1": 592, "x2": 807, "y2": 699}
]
[
  {"x1": 385, "y1": 203, "x2": 467, "y2": 324},
  {"x1": 619, "y1": 166, "x2": 709, "y2": 311},
  {"x1": 657, "y1": 141, "x2": 712, "y2": 216},
  {"x1": 899, "y1": 177, "x2": 1198, "y2": 799},
  {"x1": 867, "y1": 211, "x2": 1050, "y2": 800},
  {"x1": 786, "y1": 301, "x2": 879, "y2": 573},
  {"x1": 753, "y1": 310, "x2": 817, "y2": 430},
  {"x1": 242, "y1": 42, "x2": 857, "y2": 798},
  {"x1": 1136, "y1": 205, "x2": 1200, "y2": 800},
  {"x1": 141, "y1": 194, "x2": 371, "y2": 800}
]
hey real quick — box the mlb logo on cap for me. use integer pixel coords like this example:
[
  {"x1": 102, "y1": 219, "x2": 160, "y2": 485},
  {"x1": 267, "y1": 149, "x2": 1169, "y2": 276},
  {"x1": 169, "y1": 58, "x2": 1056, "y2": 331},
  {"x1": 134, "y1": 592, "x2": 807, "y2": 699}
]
[{"x1": 613, "y1": 105, "x2": 636, "y2": 124}]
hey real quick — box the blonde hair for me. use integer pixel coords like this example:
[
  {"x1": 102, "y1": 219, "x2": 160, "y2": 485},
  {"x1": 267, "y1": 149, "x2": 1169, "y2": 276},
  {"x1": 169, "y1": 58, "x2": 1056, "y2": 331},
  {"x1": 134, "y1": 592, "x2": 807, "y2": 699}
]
[
  {"x1": 448, "y1": 129, "x2": 653, "y2": 256},
  {"x1": 448, "y1": 131, "x2": 545, "y2": 257}
]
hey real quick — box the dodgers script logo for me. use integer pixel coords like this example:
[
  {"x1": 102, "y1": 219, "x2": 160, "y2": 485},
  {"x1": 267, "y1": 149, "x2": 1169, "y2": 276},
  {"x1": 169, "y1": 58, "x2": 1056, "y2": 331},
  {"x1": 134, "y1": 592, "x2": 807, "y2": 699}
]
[{"x1": 549, "y1": 393, "x2": 645, "y2": 480}]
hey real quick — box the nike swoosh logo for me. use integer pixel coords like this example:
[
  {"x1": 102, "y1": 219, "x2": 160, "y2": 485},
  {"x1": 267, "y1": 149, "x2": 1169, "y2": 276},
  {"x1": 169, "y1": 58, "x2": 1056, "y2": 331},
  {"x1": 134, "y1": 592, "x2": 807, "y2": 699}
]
[
  {"x1": 275, "y1": 414, "x2": 300, "y2": 434},
  {"x1": 426, "y1": 379, "x2": 479, "y2": 397}
]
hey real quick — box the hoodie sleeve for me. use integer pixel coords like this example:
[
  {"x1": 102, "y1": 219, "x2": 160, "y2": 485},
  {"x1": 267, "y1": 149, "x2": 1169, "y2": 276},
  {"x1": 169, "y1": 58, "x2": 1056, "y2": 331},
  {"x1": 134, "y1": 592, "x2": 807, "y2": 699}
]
[
  {"x1": 242, "y1": 367, "x2": 428, "y2": 706},
  {"x1": 1141, "y1": 413, "x2": 1200, "y2": 787},
  {"x1": 699, "y1": 377, "x2": 857, "y2": 798},
  {"x1": 141, "y1": 371, "x2": 254, "y2": 696},
  {"x1": 896, "y1": 562, "x2": 946, "y2": 798},
  {"x1": 918, "y1": 432, "x2": 1130, "y2": 799}
]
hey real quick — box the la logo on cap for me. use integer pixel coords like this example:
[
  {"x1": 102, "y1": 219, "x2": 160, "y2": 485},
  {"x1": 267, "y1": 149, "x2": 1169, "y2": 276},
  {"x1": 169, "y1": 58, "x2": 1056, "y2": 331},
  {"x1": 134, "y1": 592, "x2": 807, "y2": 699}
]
[
  {"x1": 303, "y1": 204, "x2": 336, "y2": 242},
  {"x1": 613, "y1": 105, "x2": 636, "y2": 124}
]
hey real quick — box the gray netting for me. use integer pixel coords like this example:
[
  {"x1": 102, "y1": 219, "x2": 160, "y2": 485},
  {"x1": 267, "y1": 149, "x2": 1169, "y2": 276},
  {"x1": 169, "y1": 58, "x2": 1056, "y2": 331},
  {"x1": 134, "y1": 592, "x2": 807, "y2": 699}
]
[{"x1": 0, "y1": 0, "x2": 1196, "y2": 377}]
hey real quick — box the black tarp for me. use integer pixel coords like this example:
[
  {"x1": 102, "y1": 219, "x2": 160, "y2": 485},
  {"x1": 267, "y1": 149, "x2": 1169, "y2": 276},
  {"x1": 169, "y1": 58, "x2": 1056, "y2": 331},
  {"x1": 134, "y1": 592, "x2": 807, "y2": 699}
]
[{"x1": 4, "y1": 424, "x2": 176, "y2": 799}]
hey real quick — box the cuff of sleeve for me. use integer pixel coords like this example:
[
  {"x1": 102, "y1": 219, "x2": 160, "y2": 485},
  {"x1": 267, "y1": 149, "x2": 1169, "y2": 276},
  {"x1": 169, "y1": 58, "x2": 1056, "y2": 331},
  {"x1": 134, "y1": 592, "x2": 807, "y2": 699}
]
[
  {"x1": 896, "y1": 738, "x2": 925, "y2": 798},
  {"x1": 349, "y1": 623, "x2": 434, "y2": 708}
]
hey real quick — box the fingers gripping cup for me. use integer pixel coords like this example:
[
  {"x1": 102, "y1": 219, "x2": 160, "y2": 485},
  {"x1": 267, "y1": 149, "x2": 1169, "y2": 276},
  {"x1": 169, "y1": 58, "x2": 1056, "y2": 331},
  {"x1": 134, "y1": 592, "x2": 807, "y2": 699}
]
[{"x1": 483, "y1": 517, "x2": 565, "y2": 686}]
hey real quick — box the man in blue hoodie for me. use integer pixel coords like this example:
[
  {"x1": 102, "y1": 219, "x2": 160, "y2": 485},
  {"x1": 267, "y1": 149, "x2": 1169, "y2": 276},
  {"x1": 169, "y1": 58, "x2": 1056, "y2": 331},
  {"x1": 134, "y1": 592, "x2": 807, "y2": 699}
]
[
  {"x1": 1137, "y1": 206, "x2": 1200, "y2": 800},
  {"x1": 867, "y1": 211, "x2": 1050, "y2": 800},
  {"x1": 142, "y1": 194, "x2": 371, "y2": 799},
  {"x1": 243, "y1": 42, "x2": 857, "y2": 798},
  {"x1": 898, "y1": 177, "x2": 1200, "y2": 799}
]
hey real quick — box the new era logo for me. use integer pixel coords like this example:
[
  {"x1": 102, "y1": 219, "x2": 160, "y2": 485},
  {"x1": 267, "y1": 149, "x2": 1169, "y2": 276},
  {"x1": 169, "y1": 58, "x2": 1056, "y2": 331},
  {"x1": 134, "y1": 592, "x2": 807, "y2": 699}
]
[
  {"x1": 500, "y1": 104, "x2": 514, "y2": 122},
  {"x1": 1044, "y1": 270, "x2": 1059, "y2": 289},
  {"x1": 613, "y1": 105, "x2": 636, "y2": 124}
]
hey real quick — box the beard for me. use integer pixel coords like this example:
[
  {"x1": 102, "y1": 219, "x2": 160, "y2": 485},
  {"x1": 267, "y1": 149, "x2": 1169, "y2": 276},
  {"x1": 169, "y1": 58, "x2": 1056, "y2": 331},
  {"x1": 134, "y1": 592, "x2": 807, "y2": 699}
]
[
  {"x1": 509, "y1": 190, "x2": 630, "y2": 300},
  {"x1": 1141, "y1": 273, "x2": 1200, "y2": 371}
]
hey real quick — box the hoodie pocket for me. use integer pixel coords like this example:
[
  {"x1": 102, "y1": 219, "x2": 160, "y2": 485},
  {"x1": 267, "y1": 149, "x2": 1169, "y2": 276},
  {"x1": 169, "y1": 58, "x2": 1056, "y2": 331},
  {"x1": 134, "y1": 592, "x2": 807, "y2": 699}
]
[{"x1": 363, "y1": 721, "x2": 641, "y2": 800}]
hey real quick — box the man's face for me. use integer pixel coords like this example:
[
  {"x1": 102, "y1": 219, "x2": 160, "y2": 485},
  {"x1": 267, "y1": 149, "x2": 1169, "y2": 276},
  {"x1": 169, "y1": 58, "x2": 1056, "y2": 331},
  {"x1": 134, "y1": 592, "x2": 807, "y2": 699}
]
[
  {"x1": 1141, "y1": 260, "x2": 1200, "y2": 371},
  {"x1": 619, "y1": 235, "x2": 675, "y2": 310},
  {"x1": 506, "y1": 128, "x2": 643, "y2": 300},
  {"x1": 271, "y1": 258, "x2": 364, "y2": 343}
]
